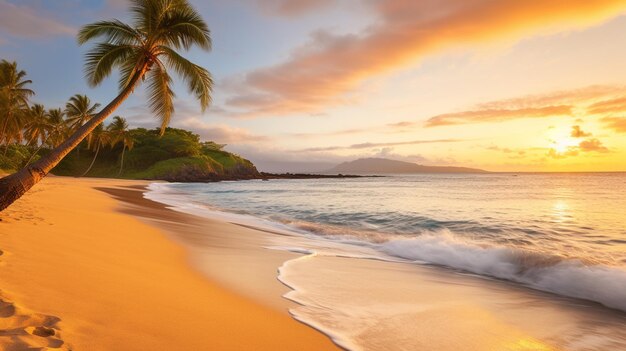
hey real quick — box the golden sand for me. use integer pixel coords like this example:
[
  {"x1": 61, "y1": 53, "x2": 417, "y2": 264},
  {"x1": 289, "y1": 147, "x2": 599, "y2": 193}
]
[{"x1": 0, "y1": 176, "x2": 337, "y2": 350}]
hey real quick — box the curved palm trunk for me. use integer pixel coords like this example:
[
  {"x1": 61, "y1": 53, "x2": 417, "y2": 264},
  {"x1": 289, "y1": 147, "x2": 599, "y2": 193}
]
[
  {"x1": 0, "y1": 67, "x2": 146, "y2": 211},
  {"x1": 117, "y1": 146, "x2": 126, "y2": 177},
  {"x1": 81, "y1": 143, "x2": 101, "y2": 177}
]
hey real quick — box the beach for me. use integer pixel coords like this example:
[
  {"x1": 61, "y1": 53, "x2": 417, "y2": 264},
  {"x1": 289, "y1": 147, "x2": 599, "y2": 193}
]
[
  {"x1": 2, "y1": 0, "x2": 626, "y2": 349},
  {"x1": 143, "y1": 175, "x2": 626, "y2": 351},
  {"x1": 1, "y1": 175, "x2": 625, "y2": 351},
  {"x1": 0, "y1": 176, "x2": 338, "y2": 350}
]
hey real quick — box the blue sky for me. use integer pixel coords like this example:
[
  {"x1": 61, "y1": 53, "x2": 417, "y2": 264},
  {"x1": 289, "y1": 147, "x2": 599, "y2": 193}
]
[{"x1": 2, "y1": 0, "x2": 626, "y2": 172}]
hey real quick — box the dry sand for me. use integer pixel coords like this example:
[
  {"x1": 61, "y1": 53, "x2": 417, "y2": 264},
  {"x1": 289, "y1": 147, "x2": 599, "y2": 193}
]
[{"x1": 0, "y1": 176, "x2": 338, "y2": 350}]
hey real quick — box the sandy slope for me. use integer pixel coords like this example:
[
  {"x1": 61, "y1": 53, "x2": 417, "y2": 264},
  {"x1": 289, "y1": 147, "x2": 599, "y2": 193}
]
[{"x1": 0, "y1": 176, "x2": 337, "y2": 350}]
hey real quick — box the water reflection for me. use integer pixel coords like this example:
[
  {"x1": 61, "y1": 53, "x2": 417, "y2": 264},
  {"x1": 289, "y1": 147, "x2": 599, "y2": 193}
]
[
  {"x1": 551, "y1": 200, "x2": 571, "y2": 224},
  {"x1": 171, "y1": 173, "x2": 626, "y2": 265}
]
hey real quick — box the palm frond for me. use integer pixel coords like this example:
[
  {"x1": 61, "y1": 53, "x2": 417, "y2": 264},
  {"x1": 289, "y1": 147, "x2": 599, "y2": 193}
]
[
  {"x1": 157, "y1": 1, "x2": 211, "y2": 50},
  {"x1": 78, "y1": 20, "x2": 143, "y2": 45},
  {"x1": 159, "y1": 46, "x2": 212, "y2": 111},
  {"x1": 84, "y1": 43, "x2": 137, "y2": 87},
  {"x1": 146, "y1": 62, "x2": 175, "y2": 134},
  {"x1": 117, "y1": 50, "x2": 145, "y2": 91},
  {"x1": 130, "y1": 0, "x2": 160, "y2": 36}
]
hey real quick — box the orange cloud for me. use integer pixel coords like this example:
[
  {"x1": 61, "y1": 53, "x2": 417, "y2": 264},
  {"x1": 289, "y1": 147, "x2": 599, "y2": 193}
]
[
  {"x1": 425, "y1": 106, "x2": 572, "y2": 127},
  {"x1": 253, "y1": 0, "x2": 333, "y2": 16},
  {"x1": 383, "y1": 85, "x2": 626, "y2": 129},
  {"x1": 478, "y1": 85, "x2": 625, "y2": 110},
  {"x1": 587, "y1": 96, "x2": 626, "y2": 115},
  {"x1": 226, "y1": 0, "x2": 626, "y2": 117},
  {"x1": 547, "y1": 137, "x2": 610, "y2": 158},
  {"x1": 289, "y1": 128, "x2": 369, "y2": 138},
  {"x1": 299, "y1": 138, "x2": 463, "y2": 152},
  {"x1": 547, "y1": 148, "x2": 579, "y2": 159},
  {"x1": 570, "y1": 125, "x2": 591, "y2": 138},
  {"x1": 601, "y1": 116, "x2": 626, "y2": 132},
  {"x1": 486, "y1": 145, "x2": 526, "y2": 156},
  {"x1": 177, "y1": 118, "x2": 269, "y2": 143},
  {"x1": 578, "y1": 138, "x2": 610, "y2": 153},
  {"x1": 388, "y1": 121, "x2": 415, "y2": 128}
]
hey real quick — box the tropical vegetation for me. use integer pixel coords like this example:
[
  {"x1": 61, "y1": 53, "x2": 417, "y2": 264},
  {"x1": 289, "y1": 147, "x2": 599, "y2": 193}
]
[
  {"x1": 0, "y1": 0, "x2": 219, "y2": 211},
  {"x1": 0, "y1": 59, "x2": 257, "y2": 183}
]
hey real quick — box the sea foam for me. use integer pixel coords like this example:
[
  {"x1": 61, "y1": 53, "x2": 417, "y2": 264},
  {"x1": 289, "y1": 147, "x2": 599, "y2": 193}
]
[{"x1": 378, "y1": 232, "x2": 626, "y2": 312}]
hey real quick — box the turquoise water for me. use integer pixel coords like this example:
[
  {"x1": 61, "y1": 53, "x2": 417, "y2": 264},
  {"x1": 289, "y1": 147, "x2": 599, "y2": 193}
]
[{"x1": 147, "y1": 173, "x2": 626, "y2": 312}]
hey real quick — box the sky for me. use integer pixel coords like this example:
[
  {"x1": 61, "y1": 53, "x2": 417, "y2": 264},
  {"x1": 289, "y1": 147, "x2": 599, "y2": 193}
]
[{"x1": 1, "y1": 0, "x2": 626, "y2": 172}]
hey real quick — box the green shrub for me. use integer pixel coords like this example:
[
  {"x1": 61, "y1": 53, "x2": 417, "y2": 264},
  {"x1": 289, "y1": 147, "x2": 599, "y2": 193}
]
[
  {"x1": 0, "y1": 144, "x2": 33, "y2": 172},
  {"x1": 49, "y1": 127, "x2": 259, "y2": 181}
]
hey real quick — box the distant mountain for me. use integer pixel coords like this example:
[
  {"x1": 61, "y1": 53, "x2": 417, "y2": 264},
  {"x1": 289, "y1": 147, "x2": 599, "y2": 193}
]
[{"x1": 327, "y1": 158, "x2": 487, "y2": 174}]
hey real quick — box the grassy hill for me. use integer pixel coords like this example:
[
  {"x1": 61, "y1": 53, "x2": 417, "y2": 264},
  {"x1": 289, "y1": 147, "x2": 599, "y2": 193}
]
[{"x1": 50, "y1": 127, "x2": 259, "y2": 181}]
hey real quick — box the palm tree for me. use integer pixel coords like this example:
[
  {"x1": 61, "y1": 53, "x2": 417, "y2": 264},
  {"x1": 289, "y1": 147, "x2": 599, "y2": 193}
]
[
  {"x1": 65, "y1": 94, "x2": 101, "y2": 131},
  {"x1": 24, "y1": 104, "x2": 50, "y2": 147},
  {"x1": 81, "y1": 123, "x2": 110, "y2": 177},
  {"x1": 0, "y1": 0, "x2": 213, "y2": 211},
  {"x1": 23, "y1": 105, "x2": 53, "y2": 165},
  {"x1": 45, "y1": 109, "x2": 68, "y2": 148},
  {"x1": 107, "y1": 116, "x2": 134, "y2": 176},
  {"x1": 65, "y1": 94, "x2": 101, "y2": 155},
  {"x1": 2, "y1": 110, "x2": 28, "y2": 150},
  {"x1": 0, "y1": 60, "x2": 34, "y2": 152}
]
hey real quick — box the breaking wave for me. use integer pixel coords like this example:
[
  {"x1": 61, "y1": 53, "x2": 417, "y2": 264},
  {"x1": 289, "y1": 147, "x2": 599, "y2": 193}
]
[{"x1": 378, "y1": 232, "x2": 626, "y2": 312}]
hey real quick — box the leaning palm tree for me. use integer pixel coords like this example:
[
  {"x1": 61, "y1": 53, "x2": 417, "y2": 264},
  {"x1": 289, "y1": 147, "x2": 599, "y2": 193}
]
[
  {"x1": 0, "y1": 0, "x2": 213, "y2": 211},
  {"x1": 107, "y1": 116, "x2": 134, "y2": 176},
  {"x1": 0, "y1": 60, "x2": 34, "y2": 152}
]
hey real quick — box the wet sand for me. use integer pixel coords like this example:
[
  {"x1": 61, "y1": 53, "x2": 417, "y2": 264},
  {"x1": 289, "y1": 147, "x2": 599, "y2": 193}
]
[{"x1": 280, "y1": 253, "x2": 626, "y2": 351}]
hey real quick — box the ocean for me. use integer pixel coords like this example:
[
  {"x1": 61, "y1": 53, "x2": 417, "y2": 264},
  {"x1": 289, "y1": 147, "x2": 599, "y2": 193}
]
[{"x1": 145, "y1": 173, "x2": 626, "y2": 350}]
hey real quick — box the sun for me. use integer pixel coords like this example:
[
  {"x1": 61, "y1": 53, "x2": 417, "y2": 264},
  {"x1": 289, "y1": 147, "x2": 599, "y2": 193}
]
[
  {"x1": 547, "y1": 128, "x2": 578, "y2": 153},
  {"x1": 553, "y1": 138, "x2": 576, "y2": 153}
]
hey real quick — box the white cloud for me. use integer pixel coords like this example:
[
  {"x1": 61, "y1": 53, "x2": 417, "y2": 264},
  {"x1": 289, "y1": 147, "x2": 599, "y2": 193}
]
[
  {"x1": 0, "y1": 1, "x2": 75, "y2": 38},
  {"x1": 177, "y1": 117, "x2": 269, "y2": 144}
]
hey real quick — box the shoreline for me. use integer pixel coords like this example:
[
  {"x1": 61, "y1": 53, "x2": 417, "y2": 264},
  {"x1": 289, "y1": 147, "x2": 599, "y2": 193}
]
[
  {"x1": 2, "y1": 175, "x2": 625, "y2": 350},
  {"x1": 145, "y1": 180, "x2": 626, "y2": 351},
  {"x1": 0, "y1": 176, "x2": 338, "y2": 350},
  {"x1": 95, "y1": 183, "x2": 306, "y2": 313}
]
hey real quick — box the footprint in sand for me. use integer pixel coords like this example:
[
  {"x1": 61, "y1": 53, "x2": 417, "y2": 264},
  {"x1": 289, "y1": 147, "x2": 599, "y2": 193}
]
[
  {"x1": 0, "y1": 294, "x2": 67, "y2": 350},
  {"x1": 0, "y1": 300, "x2": 16, "y2": 318}
]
